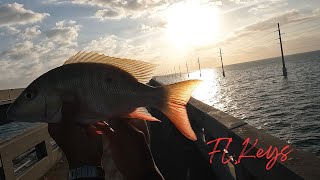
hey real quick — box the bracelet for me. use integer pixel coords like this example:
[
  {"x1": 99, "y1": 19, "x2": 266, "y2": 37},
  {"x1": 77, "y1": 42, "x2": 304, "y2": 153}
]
[{"x1": 69, "y1": 165, "x2": 105, "y2": 180}]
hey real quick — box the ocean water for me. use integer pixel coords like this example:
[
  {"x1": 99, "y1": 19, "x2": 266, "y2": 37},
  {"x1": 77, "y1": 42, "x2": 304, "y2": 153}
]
[
  {"x1": 1, "y1": 51, "x2": 319, "y2": 157},
  {"x1": 155, "y1": 50, "x2": 320, "y2": 156}
]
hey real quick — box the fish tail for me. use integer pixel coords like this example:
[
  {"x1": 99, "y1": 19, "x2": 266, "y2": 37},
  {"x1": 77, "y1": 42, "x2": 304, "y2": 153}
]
[{"x1": 158, "y1": 80, "x2": 201, "y2": 141}]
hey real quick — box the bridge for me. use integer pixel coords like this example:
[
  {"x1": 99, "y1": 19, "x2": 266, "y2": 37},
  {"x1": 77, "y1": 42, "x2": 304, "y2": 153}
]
[{"x1": 0, "y1": 78, "x2": 319, "y2": 180}]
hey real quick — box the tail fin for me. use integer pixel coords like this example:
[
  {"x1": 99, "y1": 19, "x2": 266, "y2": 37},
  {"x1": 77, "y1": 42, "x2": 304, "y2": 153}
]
[{"x1": 159, "y1": 80, "x2": 201, "y2": 141}]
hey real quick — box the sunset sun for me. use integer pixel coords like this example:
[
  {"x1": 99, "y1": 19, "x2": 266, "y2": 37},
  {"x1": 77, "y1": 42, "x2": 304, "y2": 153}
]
[{"x1": 165, "y1": 1, "x2": 220, "y2": 49}]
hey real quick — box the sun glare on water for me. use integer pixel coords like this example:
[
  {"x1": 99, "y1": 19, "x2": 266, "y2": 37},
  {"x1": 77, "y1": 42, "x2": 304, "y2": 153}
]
[{"x1": 165, "y1": 1, "x2": 220, "y2": 49}]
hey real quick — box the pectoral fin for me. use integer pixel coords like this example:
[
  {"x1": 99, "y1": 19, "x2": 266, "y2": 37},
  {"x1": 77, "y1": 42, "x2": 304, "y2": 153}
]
[
  {"x1": 47, "y1": 105, "x2": 62, "y2": 123},
  {"x1": 76, "y1": 112, "x2": 108, "y2": 124},
  {"x1": 125, "y1": 108, "x2": 160, "y2": 122}
]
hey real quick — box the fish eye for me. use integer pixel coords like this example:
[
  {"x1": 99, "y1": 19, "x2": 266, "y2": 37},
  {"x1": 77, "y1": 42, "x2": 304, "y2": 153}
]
[{"x1": 24, "y1": 92, "x2": 33, "y2": 100}]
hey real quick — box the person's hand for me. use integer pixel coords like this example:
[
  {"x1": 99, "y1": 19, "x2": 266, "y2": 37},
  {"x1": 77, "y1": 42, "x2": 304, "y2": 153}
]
[
  {"x1": 95, "y1": 119, "x2": 164, "y2": 180},
  {"x1": 48, "y1": 102, "x2": 103, "y2": 169},
  {"x1": 48, "y1": 123, "x2": 102, "y2": 169}
]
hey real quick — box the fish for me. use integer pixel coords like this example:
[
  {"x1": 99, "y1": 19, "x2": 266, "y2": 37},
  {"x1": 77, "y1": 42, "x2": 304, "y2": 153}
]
[{"x1": 6, "y1": 51, "x2": 201, "y2": 141}]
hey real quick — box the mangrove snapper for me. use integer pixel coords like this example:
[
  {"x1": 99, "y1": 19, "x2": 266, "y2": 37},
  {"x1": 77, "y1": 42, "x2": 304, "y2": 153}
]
[{"x1": 6, "y1": 52, "x2": 201, "y2": 141}]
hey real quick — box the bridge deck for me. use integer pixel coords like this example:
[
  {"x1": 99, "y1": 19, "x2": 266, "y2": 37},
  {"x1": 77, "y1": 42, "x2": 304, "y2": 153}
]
[
  {"x1": 0, "y1": 79, "x2": 320, "y2": 180},
  {"x1": 40, "y1": 157, "x2": 69, "y2": 180}
]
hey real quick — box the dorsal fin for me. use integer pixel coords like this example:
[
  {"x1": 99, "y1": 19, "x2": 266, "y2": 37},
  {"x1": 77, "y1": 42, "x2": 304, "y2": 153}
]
[{"x1": 64, "y1": 51, "x2": 158, "y2": 84}]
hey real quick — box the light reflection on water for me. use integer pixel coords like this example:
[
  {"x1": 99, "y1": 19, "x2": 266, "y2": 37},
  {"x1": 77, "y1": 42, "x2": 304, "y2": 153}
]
[
  {"x1": 0, "y1": 51, "x2": 319, "y2": 157},
  {"x1": 155, "y1": 51, "x2": 320, "y2": 156}
]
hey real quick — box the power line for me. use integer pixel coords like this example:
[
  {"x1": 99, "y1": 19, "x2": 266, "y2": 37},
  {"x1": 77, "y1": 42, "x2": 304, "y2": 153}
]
[
  {"x1": 284, "y1": 33, "x2": 320, "y2": 42},
  {"x1": 285, "y1": 44, "x2": 320, "y2": 52},
  {"x1": 284, "y1": 27, "x2": 320, "y2": 38},
  {"x1": 282, "y1": 16, "x2": 320, "y2": 30},
  {"x1": 283, "y1": 37, "x2": 320, "y2": 44},
  {"x1": 223, "y1": 30, "x2": 278, "y2": 53},
  {"x1": 220, "y1": 29, "x2": 276, "y2": 50},
  {"x1": 225, "y1": 39, "x2": 276, "y2": 55},
  {"x1": 283, "y1": 23, "x2": 320, "y2": 34},
  {"x1": 222, "y1": 31, "x2": 276, "y2": 52},
  {"x1": 224, "y1": 40, "x2": 272, "y2": 54},
  {"x1": 221, "y1": 17, "x2": 320, "y2": 53}
]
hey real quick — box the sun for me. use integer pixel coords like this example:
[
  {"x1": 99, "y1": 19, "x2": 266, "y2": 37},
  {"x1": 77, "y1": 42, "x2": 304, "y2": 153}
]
[{"x1": 165, "y1": 1, "x2": 220, "y2": 49}]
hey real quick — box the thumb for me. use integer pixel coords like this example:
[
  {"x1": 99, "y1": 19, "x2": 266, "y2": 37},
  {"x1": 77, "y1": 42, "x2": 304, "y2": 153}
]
[{"x1": 95, "y1": 121, "x2": 115, "y2": 138}]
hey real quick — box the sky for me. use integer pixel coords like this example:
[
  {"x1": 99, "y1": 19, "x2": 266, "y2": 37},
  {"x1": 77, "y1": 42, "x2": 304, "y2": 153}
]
[{"x1": 0, "y1": 0, "x2": 320, "y2": 89}]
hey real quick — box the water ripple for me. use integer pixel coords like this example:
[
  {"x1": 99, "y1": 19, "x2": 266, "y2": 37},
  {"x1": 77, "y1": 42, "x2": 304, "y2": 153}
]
[{"x1": 157, "y1": 50, "x2": 320, "y2": 156}]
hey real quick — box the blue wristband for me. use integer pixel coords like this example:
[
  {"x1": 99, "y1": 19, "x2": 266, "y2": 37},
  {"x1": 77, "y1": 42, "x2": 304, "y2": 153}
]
[{"x1": 69, "y1": 165, "x2": 104, "y2": 180}]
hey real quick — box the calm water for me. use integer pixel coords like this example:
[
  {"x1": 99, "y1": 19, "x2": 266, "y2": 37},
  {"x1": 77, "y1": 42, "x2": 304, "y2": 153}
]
[
  {"x1": 1, "y1": 51, "x2": 319, "y2": 157},
  {"x1": 155, "y1": 50, "x2": 320, "y2": 156}
]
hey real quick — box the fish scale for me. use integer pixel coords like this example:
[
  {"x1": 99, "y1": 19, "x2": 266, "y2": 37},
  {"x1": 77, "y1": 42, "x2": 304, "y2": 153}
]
[{"x1": 7, "y1": 51, "x2": 201, "y2": 141}]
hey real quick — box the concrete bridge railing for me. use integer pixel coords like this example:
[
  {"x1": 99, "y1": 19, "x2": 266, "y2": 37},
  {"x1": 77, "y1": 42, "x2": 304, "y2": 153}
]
[
  {"x1": 0, "y1": 89, "x2": 63, "y2": 180},
  {"x1": 0, "y1": 124, "x2": 63, "y2": 180},
  {"x1": 149, "y1": 78, "x2": 320, "y2": 180},
  {"x1": 0, "y1": 78, "x2": 320, "y2": 180},
  {"x1": 0, "y1": 89, "x2": 24, "y2": 106}
]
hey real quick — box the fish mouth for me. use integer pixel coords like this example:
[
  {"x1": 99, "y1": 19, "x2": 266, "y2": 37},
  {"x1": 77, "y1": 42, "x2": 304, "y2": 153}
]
[
  {"x1": 47, "y1": 105, "x2": 62, "y2": 123},
  {"x1": 6, "y1": 109, "x2": 18, "y2": 122}
]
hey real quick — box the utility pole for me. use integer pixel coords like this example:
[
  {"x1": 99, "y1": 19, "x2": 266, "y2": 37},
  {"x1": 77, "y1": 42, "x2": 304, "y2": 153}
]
[
  {"x1": 174, "y1": 67, "x2": 176, "y2": 76},
  {"x1": 186, "y1": 61, "x2": 189, "y2": 77},
  {"x1": 197, "y1": 57, "x2": 202, "y2": 77},
  {"x1": 179, "y1": 65, "x2": 182, "y2": 78},
  {"x1": 8, "y1": 89, "x2": 11, "y2": 100},
  {"x1": 186, "y1": 61, "x2": 190, "y2": 77},
  {"x1": 277, "y1": 23, "x2": 287, "y2": 77},
  {"x1": 219, "y1": 48, "x2": 226, "y2": 77}
]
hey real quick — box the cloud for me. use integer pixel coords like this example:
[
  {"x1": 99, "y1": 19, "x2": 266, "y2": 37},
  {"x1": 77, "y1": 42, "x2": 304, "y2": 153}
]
[
  {"x1": 1, "y1": 41, "x2": 35, "y2": 61},
  {"x1": 0, "y1": 3, "x2": 49, "y2": 27},
  {"x1": 312, "y1": 8, "x2": 320, "y2": 14},
  {"x1": 228, "y1": 0, "x2": 254, "y2": 5},
  {"x1": 44, "y1": 20, "x2": 80, "y2": 47},
  {"x1": 0, "y1": 38, "x2": 76, "y2": 88},
  {"x1": 84, "y1": 34, "x2": 161, "y2": 62},
  {"x1": 69, "y1": 0, "x2": 170, "y2": 19},
  {"x1": 213, "y1": 1, "x2": 223, "y2": 6},
  {"x1": 140, "y1": 21, "x2": 165, "y2": 33},
  {"x1": 84, "y1": 35, "x2": 143, "y2": 57},
  {"x1": 214, "y1": 9, "x2": 316, "y2": 47},
  {"x1": 0, "y1": 20, "x2": 81, "y2": 89},
  {"x1": 19, "y1": 26, "x2": 41, "y2": 39},
  {"x1": 248, "y1": 0, "x2": 288, "y2": 14},
  {"x1": 71, "y1": 0, "x2": 169, "y2": 10},
  {"x1": 141, "y1": 24, "x2": 155, "y2": 33},
  {"x1": 246, "y1": 9, "x2": 315, "y2": 31},
  {"x1": 94, "y1": 9, "x2": 125, "y2": 20},
  {"x1": 0, "y1": 26, "x2": 20, "y2": 36},
  {"x1": 0, "y1": 41, "x2": 44, "y2": 83}
]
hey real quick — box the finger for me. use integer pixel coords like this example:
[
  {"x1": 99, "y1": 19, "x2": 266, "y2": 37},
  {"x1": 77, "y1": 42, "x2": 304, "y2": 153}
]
[
  {"x1": 109, "y1": 118, "x2": 140, "y2": 133},
  {"x1": 111, "y1": 119, "x2": 145, "y2": 139},
  {"x1": 48, "y1": 123, "x2": 62, "y2": 138},
  {"x1": 95, "y1": 121, "x2": 114, "y2": 137},
  {"x1": 85, "y1": 125, "x2": 101, "y2": 136}
]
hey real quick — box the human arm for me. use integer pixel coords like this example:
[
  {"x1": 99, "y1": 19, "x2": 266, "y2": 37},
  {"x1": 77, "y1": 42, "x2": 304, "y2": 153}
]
[
  {"x1": 95, "y1": 120, "x2": 164, "y2": 180},
  {"x1": 47, "y1": 101, "x2": 104, "y2": 180}
]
